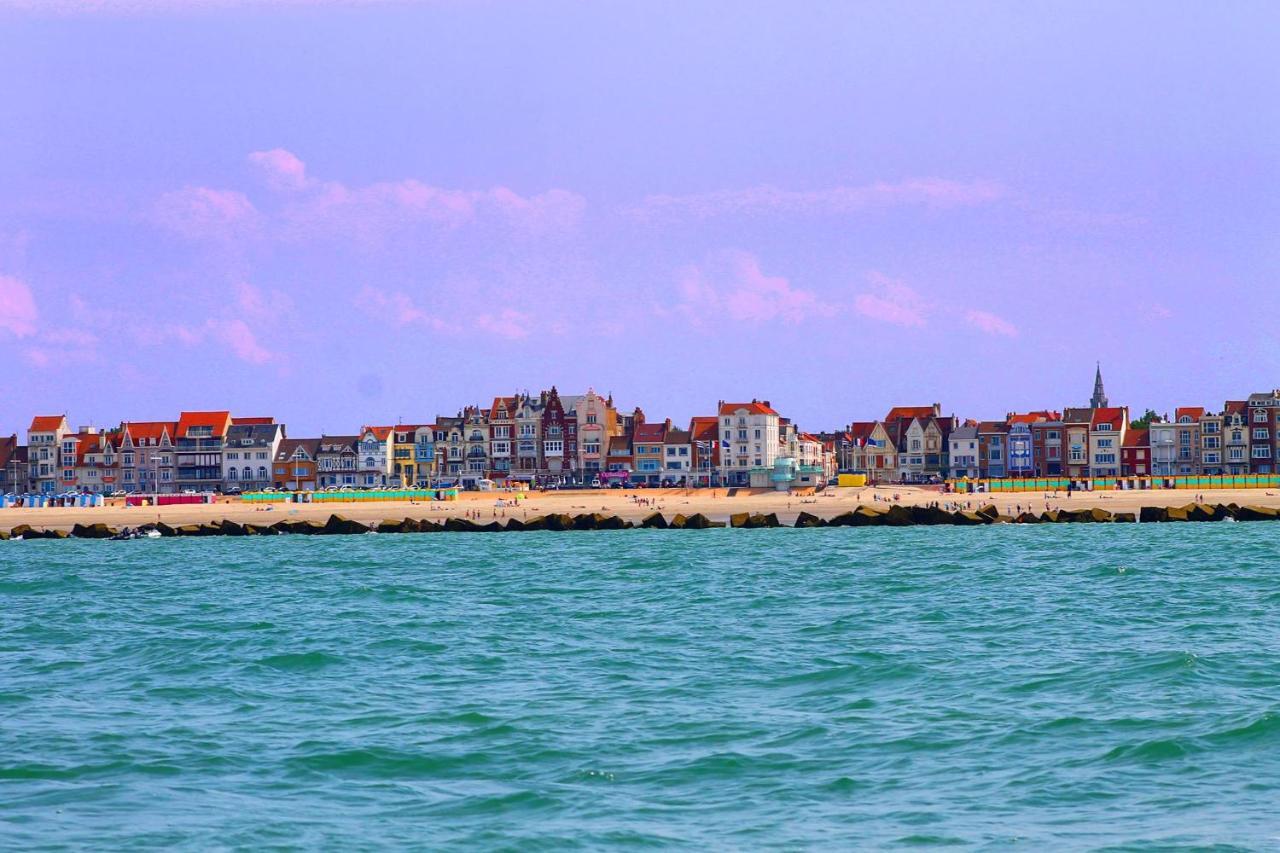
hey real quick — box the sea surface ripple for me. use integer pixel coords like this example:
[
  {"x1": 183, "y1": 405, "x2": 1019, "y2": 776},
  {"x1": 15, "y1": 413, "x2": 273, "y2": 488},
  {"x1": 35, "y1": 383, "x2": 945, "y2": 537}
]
[{"x1": 3, "y1": 526, "x2": 1280, "y2": 849}]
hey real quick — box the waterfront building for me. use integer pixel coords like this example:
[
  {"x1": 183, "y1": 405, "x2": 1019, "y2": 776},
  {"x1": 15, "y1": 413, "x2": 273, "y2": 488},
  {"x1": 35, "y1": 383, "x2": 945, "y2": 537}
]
[
  {"x1": 1198, "y1": 410, "x2": 1224, "y2": 475},
  {"x1": 512, "y1": 393, "x2": 545, "y2": 481},
  {"x1": 1247, "y1": 390, "x2": 1280, "y2": 474},
  {"x1": 0, "y1": 435, "x2": 27, "y2": 494},
  {"x1": 847, "y1": 421, "x2": 896, "y2": 483},
  {"x1": 540, "y1": 388, "x2": 570, "y2": 483},
  {"x1": 118, "y1": 421, "x2": 178, "y2": 493},
  {"x1": 718, "y1": 400, "x2": 781, "y2": 487},
  {"x1": 223, "y1": 421, "x2": 285, "y2": 492},
  {"x1": 27, "y1": 415, "x2": 69, "y2": 494},
  {"x1": 662, "y1": 427, "x2": 693, "y2": 486},
  {"x1": 175, "y1": 411, "x2": 233, "y2": 493},
  {"x1": 1088, "y1": 406, "x2": 1127, "y2": 478},
  {"x1": 949, "y1": 423, "x2": 980, "y2": 479},
  {"x1": 1005, "y1": 411, "x2": 1057, "y2": 477},
  {"x1": 487, "y1": 396, "x2": 517, "y2": 481},
  {"x1": 1030, "y1": 416, "x2": 1064, "y2": 475},
  {"x1": 977, "y1": 421, "x2": 1010, "y2": 479},
  {"x1": 1149, "y1": 416, "x2": 1177, "y2": 477},
  {"x1": 1121, "y1": 428, "x2": 1150, "y2": 476},
  {"x1": 1223, "y1": 401, "x2": 1249, "y2": 474},
  {"x1": 689, "y1": 416, "x2": 720, "y2": 487},
  {"x1": 574, "y1": 389, "x2": 616, "y2": 480},
  {"x1": 632, "y1": 419, "x2": 668, "y2": 485},
  {"x1": 273, "y1": 438, "x2": 320, "y2": 491},
  {"x1": 604, "y1": 432, "x2": 634, "y2": 483},
  {"x1": 1061, "y1": 408, "x2": 1093, "y2": 479},
  {"x1": 433, "y1": 417, "x2": 465, "y2": 483},
  {"x1": 356, "y1": 426, "x2": 394, "y2": 488},
  {"x1": 461, "y1": 406, "x2": 489, "y2": 487},
  {"x1": 316, "y1": 435, "x2": 358, "y2": 488},
  {"x1": 1172, "y1": 407, "x2": 1203, "y2": 475}
]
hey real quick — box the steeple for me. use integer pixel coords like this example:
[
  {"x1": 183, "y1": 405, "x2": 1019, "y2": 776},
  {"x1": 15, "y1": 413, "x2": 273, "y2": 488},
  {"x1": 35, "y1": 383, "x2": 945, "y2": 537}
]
[{"x1": 1090, "y1": 362, "x2": 1109, "y2": 409}]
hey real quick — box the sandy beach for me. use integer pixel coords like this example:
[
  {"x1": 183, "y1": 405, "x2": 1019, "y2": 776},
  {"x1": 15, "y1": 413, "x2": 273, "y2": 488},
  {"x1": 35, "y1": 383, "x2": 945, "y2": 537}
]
[{"x1": 6, "y1": 485, "x2": 1280, "y2": 533}]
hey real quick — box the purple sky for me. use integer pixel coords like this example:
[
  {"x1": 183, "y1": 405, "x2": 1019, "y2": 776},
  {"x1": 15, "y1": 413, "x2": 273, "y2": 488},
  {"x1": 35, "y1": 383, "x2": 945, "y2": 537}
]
[{"x1": 2, "y1": 1, "x2": 1278, "y2": 437}]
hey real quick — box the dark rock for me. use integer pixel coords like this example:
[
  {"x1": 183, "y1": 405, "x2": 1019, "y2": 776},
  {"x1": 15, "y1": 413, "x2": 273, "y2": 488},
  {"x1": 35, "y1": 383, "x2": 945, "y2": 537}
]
[
  {"x1": 1113, "y1": 512, "x2": 1136, "y2": 523},
  {"x1": 504, "y1": 517, "x2": 526, "y2": 531},
  {"x1": 976, "y1": 504, "x2": 1000, "y2": 521},
  {"x1": 71, "y1": 522, "x2": 116, "y2": 539},
  {"x1": 729, "y1": 512, "x2": 751, "y2": 528},
  {"x1": 1139, "y1": 506, "x2": 1167, "y2": 523},
  {"x1": 1015, "y1": 512, "x2": 1042, "y2": 524},
  {"x1": 640, "y1": 512, "x2": 668, "y2": 529},
  {"x1": 951, "y1": 511, "x2": 987, "y2": 525},
  {"x1": 444, "y1": 517, "x2": 480, "y2": 532},
  {"x1": 219, "y1": 520, "x2": 247, "y2": 536},
  {"x1": 794, "y1": 511, "x2": 825, "y2": 528},
  {"x1": 1234, "y1": 505, "x2": 1279, "y2": 521},
  {"x1": 323, "y1": 514, "x2": 369, "y2": 535}
]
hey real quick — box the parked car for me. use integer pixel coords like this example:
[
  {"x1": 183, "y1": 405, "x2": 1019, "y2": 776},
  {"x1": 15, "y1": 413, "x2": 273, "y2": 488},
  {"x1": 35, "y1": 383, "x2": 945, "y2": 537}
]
[{"x1": 590, "y1": 478, "x2": 602, "y2": 489}]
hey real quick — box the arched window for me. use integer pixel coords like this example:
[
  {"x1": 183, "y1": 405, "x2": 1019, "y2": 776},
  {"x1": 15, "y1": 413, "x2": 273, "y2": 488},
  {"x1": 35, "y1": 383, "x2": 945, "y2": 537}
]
[
  {"x1": 243, "y1": 466, "x2": 253, "y2": 481},
  {"x1": 258, "y1": 466, "x2": 268, "y2": 481},
  {"x1": 226, "y1": 468, "x2": 237, "y2": 481}
]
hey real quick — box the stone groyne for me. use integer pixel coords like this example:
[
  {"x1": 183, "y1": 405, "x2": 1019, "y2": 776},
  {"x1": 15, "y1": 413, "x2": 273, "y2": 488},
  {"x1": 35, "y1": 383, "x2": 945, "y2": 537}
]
[{"x1": 3, "y1": 502, "x2": 1278, "y2": 540}]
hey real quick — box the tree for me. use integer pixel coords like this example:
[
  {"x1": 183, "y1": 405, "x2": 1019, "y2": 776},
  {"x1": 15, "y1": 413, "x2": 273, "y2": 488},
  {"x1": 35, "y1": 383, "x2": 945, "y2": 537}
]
[{"x1": 1131, "y1": 408, "x2": 1159, "y2": 429}]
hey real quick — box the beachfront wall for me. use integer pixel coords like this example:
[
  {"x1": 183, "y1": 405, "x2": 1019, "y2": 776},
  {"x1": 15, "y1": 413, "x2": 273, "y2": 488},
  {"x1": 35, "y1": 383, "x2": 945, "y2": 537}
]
[
  {"x1": 241, "y1": 489, "x2": 460, "y2": 503},
  {"x1": 948, "y1": 475, "x2": 1280, "y2": 493}
]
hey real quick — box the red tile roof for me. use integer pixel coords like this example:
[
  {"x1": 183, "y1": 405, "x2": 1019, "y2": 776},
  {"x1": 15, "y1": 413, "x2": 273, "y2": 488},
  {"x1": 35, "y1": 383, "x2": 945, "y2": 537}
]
[
  {"x1": 719, "y1": 401, "x2": 779, "y2": 416},
  {"x1": 232, "y1": 417, "x2": 274, "y2": 425},
  {"x1": 884, "y1": 406, "x2": 938, "y2": 422},
  {"x1": 1175, "y1": 406, "x2": 1206, "y2": 420},
  {"x1": 1091, "y1": 407, "x2": 1126, "y2": 429},
  {"x1": 362, "y1": 426, "x2": 394, "y2": 441},
  {"x1": 29, "y1": 415, "x2": 66, "y2": 433},
  {"x1": 689, "y1": 416, "x2": 719, "y2": 443},
  {"x1": 1008, "y1": 410, "x2": 1061, "y2": 424},
  {"x1": 1122, "y1": 428, "x2": 1149, "y2": 448},
  {"x1": 633, "y1": 423, "x2": 667, "y2": 442},
  {"x1": 177, "y1": 411, "x2": 231, "y2": 439},
  {"x1": 123, "y1": 421, "x2": 178, "y2": 444}
]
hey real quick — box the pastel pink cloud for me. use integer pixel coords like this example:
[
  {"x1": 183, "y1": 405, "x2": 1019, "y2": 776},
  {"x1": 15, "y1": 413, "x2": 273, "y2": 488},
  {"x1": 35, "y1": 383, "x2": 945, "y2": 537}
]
[
  {"x1": 964, "y1": 309, "x2": 1018, "y2": 337},
  {"x1": 209, "y1": 318, "x2": 273, "y2": 363},
  {"x1": 676, "y1": 251, "x2": 832, "y2": 326},
  {"x1": 357, "y1": 286, "x2": 451, "y2": 330},
  {"x1": 248, "y1": 148, "x2": 311, "y2": 191},
  {"x1": 0, "y1": 274, "x2": 38, "y2": 337},
  {"x1": 636, "y1": 178, "x2": 1005, "y2": 220},
  {"x1": 853, "y1": 272, "x2": 929, "y2": 328},
  {"x1": 153, "y1": 186, "x2": 257, "y2": 239},
  {"x1": 475, "y1": 309, "x2": 531, "y2": 340}
]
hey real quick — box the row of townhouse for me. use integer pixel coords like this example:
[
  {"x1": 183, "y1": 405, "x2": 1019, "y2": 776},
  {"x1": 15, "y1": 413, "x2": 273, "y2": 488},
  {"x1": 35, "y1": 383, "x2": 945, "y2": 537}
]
[
  {"x1": 817, "y1": 368, "x2": 1280, "y2": 481},
  {"x1": 13, "y1": 412, "x2": 285, "y2": 495}
]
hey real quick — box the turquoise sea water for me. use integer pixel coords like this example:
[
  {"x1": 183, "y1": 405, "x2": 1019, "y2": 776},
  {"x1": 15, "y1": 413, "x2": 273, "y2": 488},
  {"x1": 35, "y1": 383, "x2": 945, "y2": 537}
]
[{"x1": 3, "y1": 527, "x2": 1280, "y2": 849}]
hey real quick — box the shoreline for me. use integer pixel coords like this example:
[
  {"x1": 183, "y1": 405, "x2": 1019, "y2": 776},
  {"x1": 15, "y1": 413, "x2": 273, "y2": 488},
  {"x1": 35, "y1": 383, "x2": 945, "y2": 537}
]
[{"x1": 4, "y1": 485, "x2": 1280, "y2": 536}]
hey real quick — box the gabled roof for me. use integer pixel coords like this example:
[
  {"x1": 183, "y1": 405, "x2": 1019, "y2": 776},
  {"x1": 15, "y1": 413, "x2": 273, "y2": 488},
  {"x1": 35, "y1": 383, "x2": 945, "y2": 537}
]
[
  {"x1": 318, "y1": 435, "x2": 358, "y2": 452},
  {"x1": 29, "y1": 415, "x2": 67, "y2": 433},
  {"x1": 1091, "y1": 407, "x2": 1127, "y2": 429},
  {"x1": 665, "y1": 428, "x2": 692, "y2": 444},
  {"x1": 1175, "y1": 406, "x2": 1206, "y2": 421},
  {"x1": 885, "y1": 405, "x2": 939, "y2": 423},
  {"x1": 798, "y1": 432, "x2": 822, "y2": 444},
  {"x1": 633, "y1": 422, "x2": 667, "y2": 442},
  {"x1": 1224, "y1": 400, "x2": 1248, "y2": 415},
  {"x1": 1008, "y1": 410, "x2": 1061, "y2": 424},
  {"x1": 276, "y1": 437, "x2": 321, "y2": 462},
  {"x1": 689, "y1": 416, "x2": 719, "y2": 443},
  {"x1": 177, "y1": 411, "x2": 231, "y2": 439},
  {"x1": 977, "y1": 420, "x2": 1010, "y2": 434},
  {"x1": 361, "y1": 426, "x2": 394, "y2": 441},
  {"x1": 227, "y1": 422, "x2": 284, "y2": 444},
  {"x1": 490, "y1": 396, "x2": 518, "y2": 418},
  {"x1": 123, "y1": 421, "x2": 178, "y2": 445},
  {"x1": 1062, "y1": 407, "x2": 1095, "y2": 424},
  {"x1": 950, "y1": 424, "x2": 979, "y2": 440},
  {"x1": 719, "y1": 401, "x2": 779, "y2": 416},
  {"x1": 607, "y1": 434, "x2": 632, "y2": 453}
]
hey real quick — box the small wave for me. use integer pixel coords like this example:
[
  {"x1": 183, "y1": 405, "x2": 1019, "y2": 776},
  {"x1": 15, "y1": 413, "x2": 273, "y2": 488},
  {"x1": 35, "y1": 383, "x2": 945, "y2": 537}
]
[{"x1": 255, "y1": 651, "x2": 343, "y2": 671}]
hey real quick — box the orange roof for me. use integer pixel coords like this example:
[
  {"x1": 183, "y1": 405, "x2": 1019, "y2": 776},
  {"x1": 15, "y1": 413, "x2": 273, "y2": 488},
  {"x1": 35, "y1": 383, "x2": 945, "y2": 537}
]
[
  {"x1": 799, "y1": 432, "x2": 821, "y2": 443},
  {"x1": 719, "y1": 401, "x2": 778, "y2": 416},
  {"x1": 1008, "y1": 410, "x2": 1061, "y2": 424},
  {"x1": 123, "y1": 421, "x2": 178, "y2": 444},
  {"x1": 490, "y1": 396, "x2": 518, "y2": 417},
  {"x1": 689, "y1": 416, "x2": 719, "y2": 442},
  {"x1": 884, "y1": 405, "x2": 937, "y2": 423},
  {"x1": 232, "y1": 416, "x2": 274, "y2": 426},
  {"x1": 1091, "y1": 407, "x2": 1126, "y2": 429},
  {"x1": 1175, "y1": 406, "x2": 1206, "y2": 420},
  {"x1": 1123, "y1": 428, "x2": 1149, "y2": 448},
  {"x1": 29, "y1": 415, "x2": 66, "y2": 432},
  {"x1": 361, "y1": 426, "x2": 394, "y2": 441},
  {"x1": 177, "y1": 411, "x2": 231, "y2": 439}
]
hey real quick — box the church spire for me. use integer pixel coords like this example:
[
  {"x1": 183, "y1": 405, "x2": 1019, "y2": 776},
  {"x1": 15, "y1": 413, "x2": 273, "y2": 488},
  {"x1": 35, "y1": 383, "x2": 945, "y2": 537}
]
[{"x1": 1091, "y1": 361, "x2": 1109, "y2": 409}]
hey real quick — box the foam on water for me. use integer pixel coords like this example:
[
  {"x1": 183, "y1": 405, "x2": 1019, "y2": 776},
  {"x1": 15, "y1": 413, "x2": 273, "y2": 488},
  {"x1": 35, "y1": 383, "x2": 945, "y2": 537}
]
[{"x1": 2, "y1": 526, "x2": 1279, "y2": 848}]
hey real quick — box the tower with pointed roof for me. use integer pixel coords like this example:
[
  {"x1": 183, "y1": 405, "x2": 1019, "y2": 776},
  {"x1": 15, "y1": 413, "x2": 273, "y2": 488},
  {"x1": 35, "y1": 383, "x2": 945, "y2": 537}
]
[{"x1": 1090, "y1": 362, "x2": 1109, "y2": 409}]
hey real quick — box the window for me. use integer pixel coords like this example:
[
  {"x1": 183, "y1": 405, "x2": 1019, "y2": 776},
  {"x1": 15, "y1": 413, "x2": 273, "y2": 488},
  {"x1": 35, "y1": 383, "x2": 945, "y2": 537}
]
[
  {"x1": 1179, "y1": 433, "x2": 1191, "y2": 445},
  {"x1": 586, "y1": 414, "x2": 597, "y2": 424},
  {"x1": 544, "y1": 441, "x2": 563, "y2": 453},
  {"x1": 227, "y1": 468, "x2": 238, "y2": 481},
  {"x1": 1096, "y1": 438, "x2": 1113, "y2": 448},
  {"x1": 1096, "y1": 424, "x2": 1112, "y2": 431},
  {"x1": 188, "y1": 426, "x2": 212, "y2": 437},
  {"x1": 227, "y1": 452, "x2": 239, "y2": 461},
  {"x1": 1254, "y1": 428, "x2": 1270, "y2": 441},
  {"x1": 754, "y1": 429, "x2": 762, "y2": 439},
  {"x1": 1252, "y1": 446, "x2": 1271, "y2": 459},
  {"x1": 1254, "y1": 409, "x2": 1268, "y2": 422},
  {"x1": 123, "y1": 454, "x2": 134, "y2": 466},
  {"x1": 584, "y1": 442, "x2": 600, "y2": 454}
]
